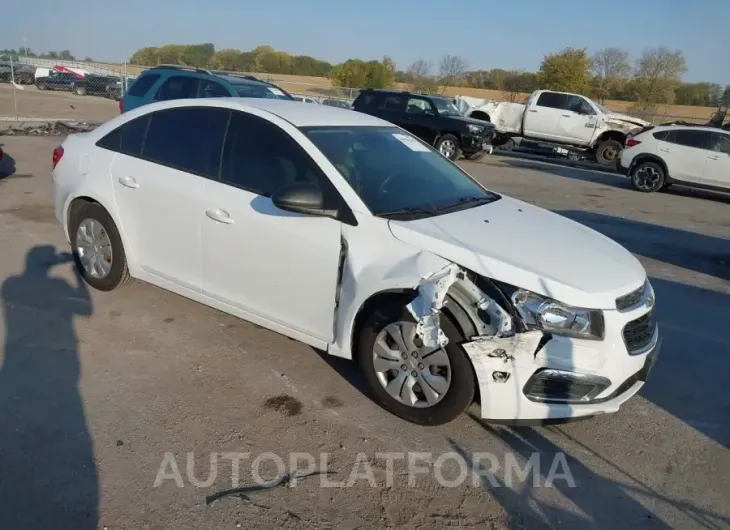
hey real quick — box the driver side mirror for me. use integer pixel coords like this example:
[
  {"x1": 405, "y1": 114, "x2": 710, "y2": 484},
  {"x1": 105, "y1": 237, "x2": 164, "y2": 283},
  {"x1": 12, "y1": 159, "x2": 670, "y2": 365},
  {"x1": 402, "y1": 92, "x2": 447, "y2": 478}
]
[{"x1": 271, "y1": 182, "x2": 337, "y2": 218}]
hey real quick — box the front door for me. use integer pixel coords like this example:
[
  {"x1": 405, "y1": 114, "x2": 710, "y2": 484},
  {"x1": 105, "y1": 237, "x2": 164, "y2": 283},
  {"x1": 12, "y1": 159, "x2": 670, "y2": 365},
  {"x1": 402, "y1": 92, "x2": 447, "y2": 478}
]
[
  {"x1": 703, "y1": 131, "x2": 730, "y2": 187},
  {"x1": 201, "y1": 111, "x2": 342, "y2": 342},
  {"x1": 557, "y1": 95, "x2": 597, "y2": 146}
]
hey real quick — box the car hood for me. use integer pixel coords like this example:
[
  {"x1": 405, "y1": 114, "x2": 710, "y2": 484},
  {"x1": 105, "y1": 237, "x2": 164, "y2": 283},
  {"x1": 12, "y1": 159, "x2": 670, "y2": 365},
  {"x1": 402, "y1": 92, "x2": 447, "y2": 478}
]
[
  {"x1": 445, "y1": 115, "x2": 496, "y2": 129},
  {"x1": 388, "y1": 197, "x2": 646, "y2": 309},
  {"x1": 604, "y1": 112, "x2": 649, "y2": 128}
]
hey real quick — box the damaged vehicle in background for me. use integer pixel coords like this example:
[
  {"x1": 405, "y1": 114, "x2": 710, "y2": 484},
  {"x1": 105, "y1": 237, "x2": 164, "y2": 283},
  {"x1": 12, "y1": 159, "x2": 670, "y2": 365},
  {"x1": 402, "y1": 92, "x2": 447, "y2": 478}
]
[
  {"x1": 52, "y1": 98, "x2": 661, "y2": 426},
  {"x1": 456, "y1": 90, "x2": 649, "y2": 166}
]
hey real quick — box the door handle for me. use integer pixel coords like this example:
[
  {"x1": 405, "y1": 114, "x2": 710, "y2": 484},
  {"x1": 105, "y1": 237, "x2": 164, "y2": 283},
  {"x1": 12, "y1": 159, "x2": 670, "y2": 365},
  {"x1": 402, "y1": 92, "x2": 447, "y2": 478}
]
[
  {"x1": 658, "y1": 147, "x2": 670, "y2": 153},
  {"x1": 118, "y1": 176, "x2": 139, "y2": 189},
  {"x1": 205, "y1": 208, "x2": 234, "y2": 225},
  {"x1": 708, "y1": 155, "x2": 720, "y2": 160},
  {"x1": 528, "y1": 109, "x2": 538, "y2": 113},
  {"x1": 561, "y1": 114, "x2": 571, "y2": 118}
]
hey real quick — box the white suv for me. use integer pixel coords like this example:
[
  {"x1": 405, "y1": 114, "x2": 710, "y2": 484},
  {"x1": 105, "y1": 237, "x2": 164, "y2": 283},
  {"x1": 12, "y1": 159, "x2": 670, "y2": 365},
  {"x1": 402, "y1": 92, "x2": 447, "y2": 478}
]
[
  {"x1": 618, "y1": 124, "x2": 730, "y2": 193},
  {"x1": 52, "y1": 98, "x2": 660, "y2": 426}
]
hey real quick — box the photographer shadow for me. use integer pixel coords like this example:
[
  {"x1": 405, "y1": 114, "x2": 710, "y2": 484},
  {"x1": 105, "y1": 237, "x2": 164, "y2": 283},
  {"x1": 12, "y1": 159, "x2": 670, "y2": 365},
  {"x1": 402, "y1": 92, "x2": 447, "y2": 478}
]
[{"x1": 0, "y1": 245, "x2": 98, "y2": 528}]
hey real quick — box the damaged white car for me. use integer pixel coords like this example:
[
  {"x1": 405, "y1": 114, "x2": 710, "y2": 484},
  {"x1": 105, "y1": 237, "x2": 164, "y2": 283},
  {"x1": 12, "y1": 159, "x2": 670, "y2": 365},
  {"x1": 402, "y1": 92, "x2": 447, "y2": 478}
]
[{"x1": 52, "y1": 98, "x2": 661, "y2": 426}]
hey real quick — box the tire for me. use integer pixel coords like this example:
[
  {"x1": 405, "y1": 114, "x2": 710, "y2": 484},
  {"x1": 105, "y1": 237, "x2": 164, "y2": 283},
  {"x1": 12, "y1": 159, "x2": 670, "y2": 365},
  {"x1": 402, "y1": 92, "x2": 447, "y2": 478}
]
[
  {"x1": 69, "y1": 201, "x2": 132, "y2": 291},
  {"x1": 74, "y1": 86, "x2": 86, "y2": 96},
  {"x1": 595, "y1": 139, "x2": 623, "y2": 165},
  {"x1": 36, "y1": 83, "x2": 46, "y2": 91},
  {"x1": 497, "y1": 138, "x2": 516, "y2": 152},
  {"x1": 435, "y1": 134, "x2": 462, "y2": 161},
  {"x1": 630, "y1": 161, "x2": 665, "y2": 193},
  {"x1": 357, "y1": 302, "x2": 475, "y2": 425},
  {"x1": 464, "y1": 151, "x2": 486, "y2": 161}
]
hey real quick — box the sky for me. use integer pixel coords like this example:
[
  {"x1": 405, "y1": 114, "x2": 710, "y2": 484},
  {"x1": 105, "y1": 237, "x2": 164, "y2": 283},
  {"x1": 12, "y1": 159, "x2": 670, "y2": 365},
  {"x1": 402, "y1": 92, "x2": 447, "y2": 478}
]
[{"x1": 4, "y1": 0, "x2": 730, "y2": 85}]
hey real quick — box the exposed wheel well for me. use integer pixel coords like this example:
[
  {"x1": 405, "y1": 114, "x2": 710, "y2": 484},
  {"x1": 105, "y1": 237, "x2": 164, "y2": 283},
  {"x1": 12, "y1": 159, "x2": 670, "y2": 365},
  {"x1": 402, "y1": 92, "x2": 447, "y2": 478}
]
[
  {"x1": 469, "y1": 111, "x2": 491, "y2": 122},
  {"x1": 67, "y1": 196, "x2": 101, "y2": 229},
  {"x1": 594, "y1": 130, "x2": 626, "y2": 148}
]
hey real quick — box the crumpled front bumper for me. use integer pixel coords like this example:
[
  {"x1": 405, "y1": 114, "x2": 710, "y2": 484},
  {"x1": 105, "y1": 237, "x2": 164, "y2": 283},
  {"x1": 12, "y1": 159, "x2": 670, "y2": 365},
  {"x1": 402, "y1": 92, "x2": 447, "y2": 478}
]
[{"x1": 462, "y1": 323, "x2": 661, "y2": 422}]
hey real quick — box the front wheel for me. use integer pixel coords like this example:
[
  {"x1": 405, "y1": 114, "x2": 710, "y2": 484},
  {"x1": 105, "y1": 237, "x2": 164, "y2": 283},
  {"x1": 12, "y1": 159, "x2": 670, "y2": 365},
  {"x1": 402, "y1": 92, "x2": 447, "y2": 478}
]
[
  {"x1": 630, "y1": 161, "x2": 665, "y2": 193},
  {"x1": 435, "y1": 134, "x2": 462, "y2": 161},
  {"x1": 74, "y1": 86, "x2": 86, "y2": 96},
  {"x1": 357, "y1": 303, "x2": 475, "y2": 425},
  {"x1": 69, "y1": 202, "x2": 132, "y2": 291},
  {"x1": 595, "y1": 139, "x2": 623, "y2": 165}
]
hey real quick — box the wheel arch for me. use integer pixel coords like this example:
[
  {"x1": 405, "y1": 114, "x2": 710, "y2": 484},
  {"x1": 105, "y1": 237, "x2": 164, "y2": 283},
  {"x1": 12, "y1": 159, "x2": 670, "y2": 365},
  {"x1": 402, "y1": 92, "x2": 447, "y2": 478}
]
[
  {"x1": 630, "y1": 153, "x2": 670, "y2": 180},
  {"x1": 469, "y1": 110, "x2": 491, "y2": 123},
  {"x1": 593, "y1": 130, "x2": 626, "y2": 149}
]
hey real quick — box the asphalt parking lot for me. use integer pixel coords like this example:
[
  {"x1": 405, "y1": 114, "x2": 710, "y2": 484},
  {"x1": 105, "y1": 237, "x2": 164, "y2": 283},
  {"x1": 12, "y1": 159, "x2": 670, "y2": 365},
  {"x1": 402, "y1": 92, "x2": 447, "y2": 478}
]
[{"x1": 0, "y1": 136, "x2": 729, "y2": 529}]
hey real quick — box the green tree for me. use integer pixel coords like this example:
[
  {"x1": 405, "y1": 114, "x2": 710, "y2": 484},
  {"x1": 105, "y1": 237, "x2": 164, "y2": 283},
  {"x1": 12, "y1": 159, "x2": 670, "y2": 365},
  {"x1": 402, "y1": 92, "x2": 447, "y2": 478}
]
[
  {"x1": 591, "y1": 47, "x2": 631, "y2": 102},
  {"x1": 438, "y1": 54, "x2": 468, "y2": 93},
  {"x1": 537, "y1": 47, "x2": 592, "y2": 94},
  {"x1": 180, "y1": 43, "x2": 214, "y2": 67},
  {"x1": 406, "y1": 59, "x2": 438, "y2": 93},
  {"x1": 58, "y1": 50, "x2": 75, "y2": 60},
  {"x1": 632, "y1": 48, "x2": 687, "y2": 110},
  {"x1": 675, "y1": 82, "x2": 719, "y2": 106},
  {"x1": 330, "y1": 59, "x2": 394, "y2": 88},
  {"x1": 209, "y1": 49, "x2": 241, "y2": 71},
  {"x1": 130, "y1": 46, "x2": 160, "y2": 65},
  {"x1": 503, "y1": 72, "x2": 538, "y2": 101}
]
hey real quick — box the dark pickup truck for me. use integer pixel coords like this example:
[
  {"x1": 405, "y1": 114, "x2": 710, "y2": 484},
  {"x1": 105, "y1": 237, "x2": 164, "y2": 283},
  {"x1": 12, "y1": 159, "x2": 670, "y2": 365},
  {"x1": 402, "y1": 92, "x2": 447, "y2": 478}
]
[
  {"x1": 35, "y1": 71, "x2": 80, "y2": 91},
  {"x1": 71, "y1": 75, "x2": 121, "y2": 96},
  {"x1": 352, "y1": 88, "x2": 496, "y2": 161}
]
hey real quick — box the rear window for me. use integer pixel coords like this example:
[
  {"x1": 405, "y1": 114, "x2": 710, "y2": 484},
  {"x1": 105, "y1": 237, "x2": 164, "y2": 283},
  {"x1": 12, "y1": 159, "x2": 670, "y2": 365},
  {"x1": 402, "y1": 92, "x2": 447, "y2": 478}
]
[
  {"x1": 353, "y1": 92, "x2": 377, "y2": 109},
  {"x1": 653, "y1": 130, "x2": 670, "y2": 141},
  {"x1": 127, "y1": 74, "x2": 160, "y2": 97}
]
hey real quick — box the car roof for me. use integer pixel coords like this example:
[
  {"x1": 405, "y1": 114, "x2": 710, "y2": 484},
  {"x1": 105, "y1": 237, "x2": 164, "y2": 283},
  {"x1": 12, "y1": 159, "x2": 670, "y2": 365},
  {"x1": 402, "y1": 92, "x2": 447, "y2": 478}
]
[
  {"x1": 126, "y1": 98, "x2": 389, "y2": 127},
  {"x1": 142, "y1": 67, "x2": 275, "y2": 87}
]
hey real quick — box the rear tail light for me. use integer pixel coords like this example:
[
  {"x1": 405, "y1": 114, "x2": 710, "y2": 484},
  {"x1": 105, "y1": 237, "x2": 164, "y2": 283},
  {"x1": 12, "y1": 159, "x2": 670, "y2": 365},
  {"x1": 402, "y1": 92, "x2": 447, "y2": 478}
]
[
  {"x1": 626, "y1": 138, "x2": 642, "y2": 148},
  {"x1": 119, "y1": 98, "x2": 124, "y2": 113},
  {"x1": 52, "y1": 146, "x2": 64, "y2": 169}
]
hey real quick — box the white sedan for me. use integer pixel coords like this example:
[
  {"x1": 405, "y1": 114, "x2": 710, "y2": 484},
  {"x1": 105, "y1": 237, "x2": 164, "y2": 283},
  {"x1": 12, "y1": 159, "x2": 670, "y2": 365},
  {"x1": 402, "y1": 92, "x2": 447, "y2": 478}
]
[{"x1": 52, "y1": 98, "x2": 661, "y2": 425}]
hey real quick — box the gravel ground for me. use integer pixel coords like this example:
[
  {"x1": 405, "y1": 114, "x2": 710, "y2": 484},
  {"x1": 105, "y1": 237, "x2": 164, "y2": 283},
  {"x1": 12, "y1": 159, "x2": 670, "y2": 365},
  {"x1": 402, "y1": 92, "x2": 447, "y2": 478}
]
[{"x1": 0, "y1": 137, "x2": 728, "y2": 530}]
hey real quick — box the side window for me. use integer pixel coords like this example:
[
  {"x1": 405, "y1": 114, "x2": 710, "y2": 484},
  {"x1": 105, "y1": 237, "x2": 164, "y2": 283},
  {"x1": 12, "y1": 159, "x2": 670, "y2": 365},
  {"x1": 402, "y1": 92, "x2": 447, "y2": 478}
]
[
  {"x1": 199, "y1": 79, "x2": 231, "y2": 98},
  {"x1": 127, "y1": 74, "x2": 160, "y2": 97},
  {"x1": 381, "y1": 95, "x2": 406, "y2": 111},
  {"x1": 652, "y1": 130, "x2": 670, "y2": 141},
  {"x1": 154, "y1": 76, "x2": 199, "y2": 101},
  {"x1": 354, "y1": 92, "x2": 376, "y2": 108},
  {"x1": 672, "y1": 129, "x2": 711, "y2": 150},
  {"x1": 709, "y1": 132, "x2": 730, "y2": 155},
  {"x1": 406, "y1": 97, "x2": 432, "y2": 114},
  {"x1": 220, "y1": 112, "x2": 319, "y2": 197},
  {"x1": 536, "y1": 92, "x2": 567, "y2": 110},
  {"x1": 141, "y1": 107, "x2": 229, "y2": 177},
  {"x1": 566, "y1": 95, "x2": 595, "y2": 115},
  {"x1": 95, "y1": 115, "x2": 150, "y2": 158}
]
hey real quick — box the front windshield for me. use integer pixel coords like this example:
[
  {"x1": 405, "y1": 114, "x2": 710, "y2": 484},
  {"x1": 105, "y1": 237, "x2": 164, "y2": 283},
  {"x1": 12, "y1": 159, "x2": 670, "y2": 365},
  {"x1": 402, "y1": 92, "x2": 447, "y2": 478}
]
[
  {"x1": 431, "y1": 98, "x2": 462, "y2": 117},
  {"x1": 232, "y1": 84, "x2": 293, "y2": 100},
  {"x1": 592, "y1": 100, "x2": 610, "y2": 114},
  {"x1": 301, "y1": 126, "x2": 500, "y2": 217}
]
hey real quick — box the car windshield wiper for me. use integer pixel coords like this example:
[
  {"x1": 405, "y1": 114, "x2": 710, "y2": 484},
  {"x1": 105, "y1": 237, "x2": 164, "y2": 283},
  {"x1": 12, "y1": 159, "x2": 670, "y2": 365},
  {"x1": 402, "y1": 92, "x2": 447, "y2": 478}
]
[
  {"x1": 377, "y1": 206, "x2": 437, "y2": 219},
  {"x1": 435, "y1": 195, "x2": 497, "y2": 213}
]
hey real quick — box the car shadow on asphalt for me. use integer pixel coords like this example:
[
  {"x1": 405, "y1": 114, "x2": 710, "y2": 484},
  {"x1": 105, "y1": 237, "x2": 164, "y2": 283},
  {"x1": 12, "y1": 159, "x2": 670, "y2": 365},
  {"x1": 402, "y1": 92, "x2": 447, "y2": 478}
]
[
  {"x1": 558, "y1": 210, "x2": 730, "y2": 449},
  {"x1": 498, "y1": 157, "x2": 730, "y2": 204},
  {"x1": 448, "y1": 416, "x2": 729, "y2": 529},
  {"x1": 0, "y1": 245, "x2": 98, "y2": 528}
]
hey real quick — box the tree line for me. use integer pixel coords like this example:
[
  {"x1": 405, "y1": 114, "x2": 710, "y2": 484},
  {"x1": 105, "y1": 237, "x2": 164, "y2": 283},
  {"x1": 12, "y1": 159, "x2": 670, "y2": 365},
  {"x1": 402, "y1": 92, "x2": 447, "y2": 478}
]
[{"x1": 4, "y1": 43, "x2": 727, "y2": 109}]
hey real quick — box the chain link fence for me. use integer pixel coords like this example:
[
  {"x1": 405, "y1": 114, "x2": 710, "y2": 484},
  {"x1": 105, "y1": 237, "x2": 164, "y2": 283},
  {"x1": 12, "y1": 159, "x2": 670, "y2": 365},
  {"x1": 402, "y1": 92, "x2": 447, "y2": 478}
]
[{"x1": 0, "y1": 57, "x2": 719, "y2": 128}]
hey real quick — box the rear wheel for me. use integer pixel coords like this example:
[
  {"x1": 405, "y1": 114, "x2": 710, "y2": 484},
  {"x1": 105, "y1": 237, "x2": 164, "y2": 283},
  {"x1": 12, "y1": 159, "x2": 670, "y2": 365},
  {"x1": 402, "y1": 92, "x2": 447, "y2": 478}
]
[
  {"x1": 357, "y1": 303, "x2": 475, "y2": 425},
  {"x1": 74, "y1": 86, "x2": 86, "y2": 96},
  {"x1": 630, "y1": 161, "x2": 665, "y2": 193},
  {"x1": 69, "y1": 202, "x2": 132, "y2": 291},
  {"x1": 435, "y1": 134, "x2": 462, "y2": 161},
  {"x1": 595, "y1": 139, "x2": 623, "y2": 165}
]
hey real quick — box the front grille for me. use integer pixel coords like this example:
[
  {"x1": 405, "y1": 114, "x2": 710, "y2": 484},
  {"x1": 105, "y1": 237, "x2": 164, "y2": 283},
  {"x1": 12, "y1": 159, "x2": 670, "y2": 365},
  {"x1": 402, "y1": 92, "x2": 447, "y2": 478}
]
[
  {"x1": 616, "y1": 283, "x2": 646, "y2": 310},
  {"x1": 623, "y1": 310, "x2": 656, "y2": 354}
]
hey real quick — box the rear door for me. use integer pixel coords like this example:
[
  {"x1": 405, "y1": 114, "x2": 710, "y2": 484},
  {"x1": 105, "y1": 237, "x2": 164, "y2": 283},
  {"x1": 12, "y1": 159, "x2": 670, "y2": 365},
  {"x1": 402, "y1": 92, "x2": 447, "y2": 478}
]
[
  {"x1": 703, "y1": 131, "x2": 730, "y2": 188},
  {"x1": 523, "y1": 91, "x2": 567, "y2": 141},
  {"x1": 658, "y1": 128, "x2": 712, "y2": 184},
  {"x1": 108, "y1": 106, "x2": 229, "y2": 290},
  {"x1": 375, "y1": 94, "x2": 408, "y2": 127}
]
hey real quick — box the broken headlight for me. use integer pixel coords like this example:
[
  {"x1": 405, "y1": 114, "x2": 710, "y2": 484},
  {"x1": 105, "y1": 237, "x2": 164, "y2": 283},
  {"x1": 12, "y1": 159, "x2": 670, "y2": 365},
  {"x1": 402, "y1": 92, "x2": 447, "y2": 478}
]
[{"x1": 511, "y1": 289, "x2": 604, "y2": 340}]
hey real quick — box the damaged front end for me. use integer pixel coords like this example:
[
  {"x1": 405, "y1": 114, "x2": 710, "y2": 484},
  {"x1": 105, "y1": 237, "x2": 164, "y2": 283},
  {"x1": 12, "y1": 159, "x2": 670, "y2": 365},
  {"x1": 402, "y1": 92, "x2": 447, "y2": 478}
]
[{"x1": 404, "y1": 264, "x2": 643, "y2": 422}]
